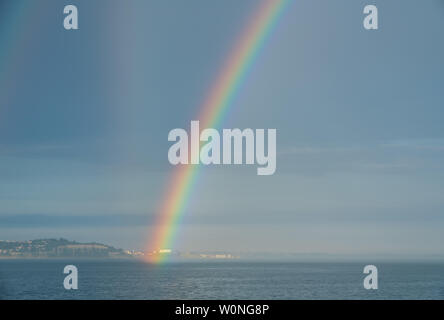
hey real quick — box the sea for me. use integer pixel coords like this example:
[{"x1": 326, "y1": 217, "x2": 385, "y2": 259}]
[{"x1": 0, "y1": 259, "x2": 444, "y2": 299}]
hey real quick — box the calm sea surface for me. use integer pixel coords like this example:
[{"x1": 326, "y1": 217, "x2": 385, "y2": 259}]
[{"x1": 0, "y1": 259, "x2": 443, "y2": 299}]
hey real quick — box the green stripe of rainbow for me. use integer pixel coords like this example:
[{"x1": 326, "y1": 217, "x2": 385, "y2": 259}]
[{"x1": 146, "y1": 0, "x2": 291, "y2": 263}]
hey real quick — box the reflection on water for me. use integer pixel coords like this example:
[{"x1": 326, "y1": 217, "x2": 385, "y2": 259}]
[{"x1": 0, "y1": 259, "x2": 443, "y2": 299}]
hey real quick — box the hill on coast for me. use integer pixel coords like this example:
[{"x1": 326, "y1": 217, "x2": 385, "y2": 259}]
[{"x1": 0, "y1": 238, "x2": 130, "y2": 258}]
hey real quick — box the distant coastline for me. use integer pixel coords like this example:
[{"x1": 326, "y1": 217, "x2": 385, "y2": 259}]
[
  {"x1": 0, "y1": 238, "x2": 240, "y2": 261},
  {"x1": 0, "y1": 238, "x2": 131, "y2": 259},
  {"x1": 1, "y1": 239, "x2": 443, "y2": 262}
]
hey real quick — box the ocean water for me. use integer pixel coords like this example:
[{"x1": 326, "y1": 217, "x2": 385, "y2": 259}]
[{"x1": 0, "y1": 259, "x2": 444, "y2": 299}]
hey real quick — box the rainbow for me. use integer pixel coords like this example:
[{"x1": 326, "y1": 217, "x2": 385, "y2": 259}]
[
  {"x1": 0, "y1": 1, "x2": 38, "y2": 126},
  {"x1": 146, "y1": 0, "x2": 291, "y2": 263}
]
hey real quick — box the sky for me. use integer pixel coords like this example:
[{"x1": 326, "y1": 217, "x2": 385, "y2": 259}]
[{"x1": 1, "y1": 0, "x2": 444, "y2": 256}]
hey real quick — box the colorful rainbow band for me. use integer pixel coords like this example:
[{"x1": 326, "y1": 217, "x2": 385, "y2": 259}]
[{"x1": 146, "y1": 0, "x2": 291, "y2": 263}]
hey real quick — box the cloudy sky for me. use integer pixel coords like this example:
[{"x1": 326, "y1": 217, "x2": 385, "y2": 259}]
[{"x1": 1, "y1": 0, "x2": 444, "y2": 256}]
